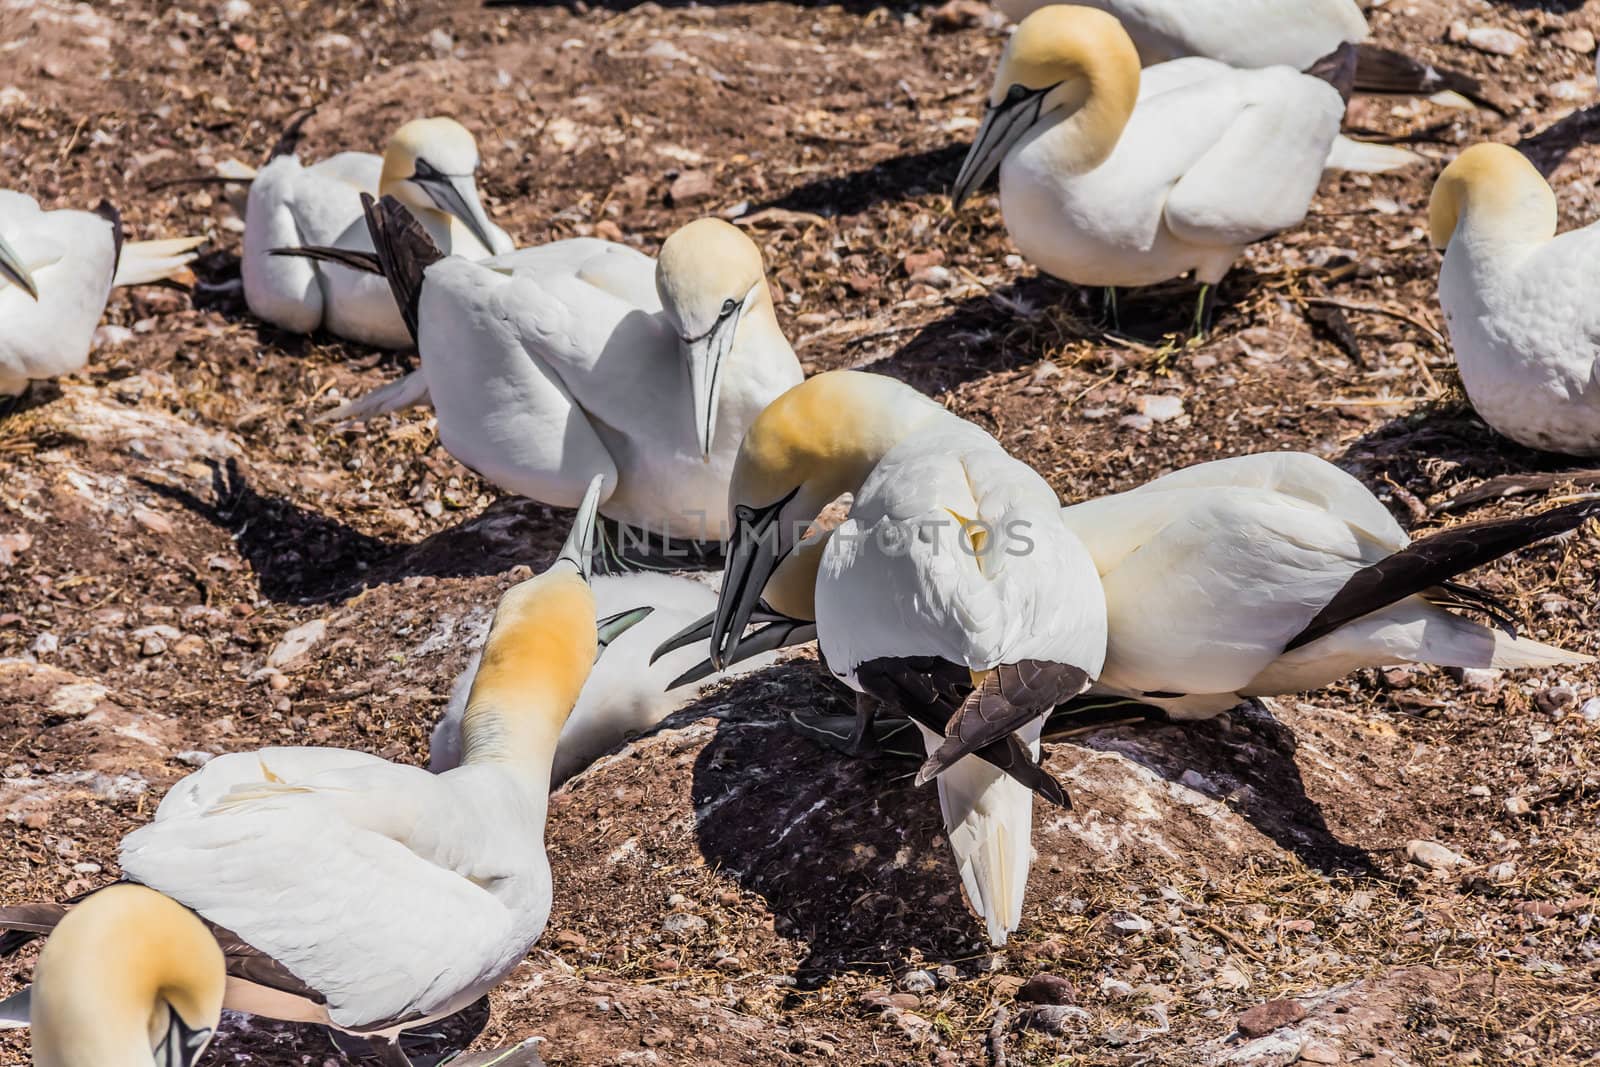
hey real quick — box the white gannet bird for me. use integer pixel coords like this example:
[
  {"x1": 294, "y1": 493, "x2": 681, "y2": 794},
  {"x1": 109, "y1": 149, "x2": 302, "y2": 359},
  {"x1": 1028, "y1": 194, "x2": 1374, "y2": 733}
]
[
  {"x1": 700, "y1": 371, "x2": 1108, "y2": 946},
  {"x1": 688, "y1": 449, "x2": 1595, "y2": 728},
  {"x1": 0, "y1": 885, "x2": 224, "y2": 1067},
  {"x1": 950, "y1": 6, "x2": 1347, "y2": 331},
  {"x1": 1053, "y1": 452, "x2": 1596, "y2": 719},
  {"x1": 990, "y1": 0, "x2": 1487, "y2": 115},
  {"x1": 1429, "y1": 143, "x2": 1600, "y2": 456},
  {"x1": 292, "y1": 197, "x2": 803, "y2": 541},
  {"x1": 428, "y1": 571, "x2": 781, "y2": 784},
  {"x1": 0, "y1": 477, "x2": 647, "y2": 1067},
  {"x1": 1, "y1": 193, "x2": 204, "y2": 398},
  {"x1": 241, "y1": 117, "x2": 513, "y2": 349}
]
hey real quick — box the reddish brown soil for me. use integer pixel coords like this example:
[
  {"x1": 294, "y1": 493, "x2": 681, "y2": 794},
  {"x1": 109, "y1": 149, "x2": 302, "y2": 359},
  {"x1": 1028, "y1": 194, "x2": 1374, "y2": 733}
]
[{"x1": 4, "y1": 0, "x2": 1600, "y2": 1064}]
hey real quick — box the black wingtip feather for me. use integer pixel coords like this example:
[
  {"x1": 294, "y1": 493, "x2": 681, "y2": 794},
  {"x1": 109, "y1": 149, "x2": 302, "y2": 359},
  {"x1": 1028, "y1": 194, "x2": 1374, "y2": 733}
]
[
  {"x1": 1287, "y1": 499, "x2": 1600, "y2": 652},
  {"x1": 1306, "y1": 42, "x2": 1358, "y2": 105},
  {"x1": 92, "y1": 199, "x2": 125, "y2": 281},
  {"x1": 266, "y1": 106, "x2": 317, "y2": 163},
  {"x1": 361, "y1": 193, "x2": 445, "y2": 346},
  {"x1": 269, "y1": 245, "x2": 384, "y2": 275},
  {"x1": 1353, "y1": 43, "x2": 1502, "y2": 113}
]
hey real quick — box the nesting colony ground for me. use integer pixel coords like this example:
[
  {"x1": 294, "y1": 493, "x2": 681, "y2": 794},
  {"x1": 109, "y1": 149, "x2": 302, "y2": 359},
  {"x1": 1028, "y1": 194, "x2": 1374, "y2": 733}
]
[{"x1": 4, "y1": 0, "x2": 1600, "y2": 1064}]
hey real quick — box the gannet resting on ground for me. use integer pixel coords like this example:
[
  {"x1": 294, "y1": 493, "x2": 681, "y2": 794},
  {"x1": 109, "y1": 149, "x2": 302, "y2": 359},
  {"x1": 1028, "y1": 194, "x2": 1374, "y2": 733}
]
[
  {"x1": 1429, "y1": 143, "x2": 1600, "y2": 456},
  {"x1": 688, "y1": 450, "x2": 1594, "y2": 724},
  {"x1": 0, "y1": 885, "x2": 223, "y2": 1067},
  {"x1": 242, "y1": 117, "x2": 513, "y2": 349},
  {"x1": 0, "y1": 477, "x2": 646, "y2": 1067},
  {"x1": 286, "y1": 196, "x2": 803, "y2": 541},
  {"x1": 0, "y1": 193, "x2": 204, "y2": 398},
  {"x1": 699, "y1": 371, "x2": 1108, "y2": 946},
  {"x1": 429, "y1": 571, "x2": 781, "y2": 784},
  {"x1": 991, "y1": 0, "x2": 1488, "y2": 121},
  {"x1": 951, "y1": 6, "x2": 1347, "y2": 331}
]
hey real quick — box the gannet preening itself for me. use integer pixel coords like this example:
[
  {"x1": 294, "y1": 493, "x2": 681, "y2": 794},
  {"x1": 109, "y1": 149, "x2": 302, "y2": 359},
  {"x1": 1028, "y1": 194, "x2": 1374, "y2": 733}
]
[
  {"x1": 1, "y1": 192, "x2": 205, "y2": 398},
  {"x1": 429, "y1": 572, "x2": 780, "y2": 784},
  {"x1": 990, "y1": 0, "x2": 1488, "y2": 116},
  {"x1": 0, "y1": 885, "x2": 223, "y2": 1067},
  {"x1": 700, "y1": 371, "x2": 1108, "y2": 946},
  {"x1": 0, "y1": 477, "x2": 646, "y2": 1066},
  {"x1": 951, "y1": 6, "x2": 1346, "y2": 330},
  {"x1": 241, "y1": 116, "x2": 513, "y2": 349},
  {"x1": 1052, "y1": 452, "x2": 1595, "y2": 719},
  {"x1": 1429, "y1": 143, "x2": 1600, "y2": 456},
  {"x1": 288, "y1": 196, "x2": 802, "y2": 541}
]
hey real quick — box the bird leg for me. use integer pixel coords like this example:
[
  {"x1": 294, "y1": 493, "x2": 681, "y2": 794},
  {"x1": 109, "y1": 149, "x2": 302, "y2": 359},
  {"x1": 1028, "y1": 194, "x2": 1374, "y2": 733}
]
[
  {"x1": 1100, "y1": 286, "x2": 1121, "y2": 332},
  {"x1": 1190, "y1": 283, "x2": 1217, "y2": 340},
  {"x1": 369, "y1": 1037, "x2": 416, "y2": 1067},
  {"x1": 846, "y1": 692, "x2": 881, "y2": 757}
]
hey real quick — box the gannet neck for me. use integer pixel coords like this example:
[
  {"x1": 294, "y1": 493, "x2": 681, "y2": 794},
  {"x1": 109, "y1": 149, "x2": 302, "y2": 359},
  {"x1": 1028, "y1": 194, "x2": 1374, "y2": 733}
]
[
  {"x1": 1000, "y1": 6, "x2": 1141, "y2": 174},
  {"x1": 459, "y1": 571, "x2": 596, "y2": 781},
  {"x1": 30, "y1": 885, "x2": 222, "y2": 1067},
  {"x1": 1430, "y1": 143, "x2": 1557, "y2": 251},
  {"x1": 732, "y1": 371, "x2": 947, "y2": 526}
]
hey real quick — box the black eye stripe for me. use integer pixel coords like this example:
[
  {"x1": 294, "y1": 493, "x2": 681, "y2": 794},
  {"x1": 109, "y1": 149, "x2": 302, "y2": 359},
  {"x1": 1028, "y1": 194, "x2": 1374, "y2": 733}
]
[{"x1": 721, "y1": 297, "x2": 738, "y2": 316}]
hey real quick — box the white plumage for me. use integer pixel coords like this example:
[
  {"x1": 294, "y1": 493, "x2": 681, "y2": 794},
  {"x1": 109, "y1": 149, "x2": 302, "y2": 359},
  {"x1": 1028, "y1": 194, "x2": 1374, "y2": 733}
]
[
  {"x1": 1430, "y1": 143, "x2": 1600, "y2": 456},
  {"x1": 429, "y1": 572, "x2": 780, "y2": 784},
  {"x1": 1058, "y1": 452, "x2": 1591, "y2": 718},
  {"x1": 347, "y1": 215, "x2": 801, "y2": 541},
  {"x1": 0, "y1": 190, "x2": 203, "y2": 396},
  {"x1": 817, "y1": 415, "x2": 1107, "y2": 946},
  {"x1": 241, "y1": 117, "x2": 513, "y2": 348}
]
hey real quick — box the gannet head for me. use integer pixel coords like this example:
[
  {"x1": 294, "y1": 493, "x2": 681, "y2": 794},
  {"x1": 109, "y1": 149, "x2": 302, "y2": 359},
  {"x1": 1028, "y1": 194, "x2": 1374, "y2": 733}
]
[
  {"x1": 379, "y1": 117, "x2": 502, "y2": 254},
  {"x1": 30, "y1": 885, "x2": 224, "y2": 1067},
  {"x1": 0, "y1": 232, "x2": 38, "y2": 301},
  {"x1": 462, "y1": 476, "x2": 652, "y2": 765},
  {"x1": 1428, "y1": 143, "x2": 1557, "y2": 250},
  {"x1": 951, "y1": 4, "x2": 1140, "y2": 209},
  {"x1": 656, "y1": 218, "x2": 774, "y2": 458},
  {"x1": 708, "y1": 371, "x2": 946, "y2": 668}
]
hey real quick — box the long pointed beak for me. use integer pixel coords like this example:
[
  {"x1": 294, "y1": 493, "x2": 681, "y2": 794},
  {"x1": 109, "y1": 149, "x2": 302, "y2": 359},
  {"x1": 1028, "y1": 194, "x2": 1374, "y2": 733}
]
[
  {"x1": 557, "y1": 475, "x2": 607, "y2": 579},
  {"x1": 710, "y1": 497, "x2": 791, "y2": 670},
  {"x1": 0, "y1": 234, "x2": 38, "y2": 301},
  {"x1": 418, "y1": 172, "x2": 500, "y2": 254},
  {"x1": 596, "y1": 605, "x2": 653, "y2": 658},
  {"x1": 667, "y1": 618, "x2": 816, "y2": 689},
  {"x1": 950, "y1": 86, "x2": 1052, "y2": 211},
  {"x1": 681, "y1": 314, "x2": 738, "y2": 459},
  {"x1": 650, "y1": 609, "x2": 716, "y2": 666}
]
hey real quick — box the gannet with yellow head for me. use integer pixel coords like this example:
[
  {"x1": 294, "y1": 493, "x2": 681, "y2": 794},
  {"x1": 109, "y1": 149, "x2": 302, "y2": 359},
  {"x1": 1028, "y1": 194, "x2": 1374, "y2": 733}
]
[
  {"x1": 305, "y1": 198, "x2": 802, "y2": 542},
  {"x1": 697, "y1": 370, "x2": 1108, "y2": 946},
  {"x1": 952, "y1": 4, "x2": 1345, "y2": 330},
  {"x1": 0, "y1": 884, "x2": 223, "y2": 1067},
  {"x1": 0, "y1": 477, "x2": 647, "y2": 1067},
  {"x1": 1, "y1": 191, "x2": 204, "y2": 398},
  {"x1": 1428, "y1": 143, "x2": 1600, "y2": 455},
  {"x1": 241, "y1": 116, "x2": 513, "y2": 348}
]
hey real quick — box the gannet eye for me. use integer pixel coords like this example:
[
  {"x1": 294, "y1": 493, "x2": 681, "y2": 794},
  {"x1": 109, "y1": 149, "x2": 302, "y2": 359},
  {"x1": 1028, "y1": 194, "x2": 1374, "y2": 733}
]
[
  {"x1": 1006, "y1": 84, "x2": 1029, "y2": 102},
  {"x1": 721, "y1": 298, "x2": 738, "y2": 316}
]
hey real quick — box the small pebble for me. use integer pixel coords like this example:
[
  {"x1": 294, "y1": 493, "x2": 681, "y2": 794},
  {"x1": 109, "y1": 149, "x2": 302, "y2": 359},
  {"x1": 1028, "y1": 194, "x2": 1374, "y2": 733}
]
[
  {"x1": 1235, "y1": 998, "x2": 1305, "y2": 1038},
  {"x1": 1407, "y1": 839, "x2": 1467, "y2": 871},
  {"x1": 898, "y1": 969, "x2": 936, "y2": 993}
]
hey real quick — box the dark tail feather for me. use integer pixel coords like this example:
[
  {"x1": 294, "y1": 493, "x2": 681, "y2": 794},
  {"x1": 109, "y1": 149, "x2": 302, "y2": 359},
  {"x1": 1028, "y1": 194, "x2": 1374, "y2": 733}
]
[
  {"x1": 1435, "y1": 470, "x2": 1600, "y2": 514},
  {"x1": 270, "y1": 245, "x2": 384, "y2": 275},
  {"x1": 1354, "y1": 44, "x2": 1501, "y2": 113},
  {"x1": 0, "y1": 901, "x2": 73, "y2": 956},
  {"x1": 1307, "y1": 42, "x2": 1358, "y2": 105},
  {"x1": 360, "y1": 193, "x2": 444, "y2": 346},
  {"x1": 1425, "y1": 579, "x2": 1519, "y2": 637},
  {"x1": 91, "y1": 199, "x2": 125, "y2": 281},
  {"x1": 917, "y1": 660, "x2": 1091, "y2": 786},
  {"x1": 266, "y1": 107, "x2": 317, "y2": 163},
  {"x1": 1286, "y1": 499, "x2": 1600, "y2": 652}
]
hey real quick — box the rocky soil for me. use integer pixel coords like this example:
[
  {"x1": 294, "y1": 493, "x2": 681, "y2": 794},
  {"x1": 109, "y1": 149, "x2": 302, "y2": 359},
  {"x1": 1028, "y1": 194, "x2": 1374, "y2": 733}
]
[{"x1": 4, "y1": 0, "x2": 1600, "y2": 1064}]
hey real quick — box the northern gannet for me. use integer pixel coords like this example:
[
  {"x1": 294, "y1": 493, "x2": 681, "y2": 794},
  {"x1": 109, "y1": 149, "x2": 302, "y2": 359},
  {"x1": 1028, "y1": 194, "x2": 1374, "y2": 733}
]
[
  {"x1": 291, "y1": 196, "x2": 803, "y2": 542},
  {"x1": 241, "y1": 117, "x2": 513, "y2": 349},
  {"x1": 1430, "y1": 143, "x2": 1600, "y2": 456},
  {"x1": 1054, "y1": 452, "x2": 1596, "y2": 718},
  {"x1": 951, "y1": 6, "x2": 1346, "y2": 329},
  {"x1": 990, "y1": 0, "x2": 1487, "y2": 114},
  {"x1": 0, "y1": 192, "x2": 204, "y2": 398},
  {"x1": 0, "y1": 885, "x2": 223, "y2": 1067},
  {"x1": 0, "y1": 477, "x2": 647, "y2": 1066},
  {"x1": 429, "y1": 571, "x2": 780, "y2": 784},
  {"x1": 701, "y1": 371, "x2": 1108, "y2": 945},
  {"x1": 687, "y1": 449, "x2": 1595, "y2": 724}
]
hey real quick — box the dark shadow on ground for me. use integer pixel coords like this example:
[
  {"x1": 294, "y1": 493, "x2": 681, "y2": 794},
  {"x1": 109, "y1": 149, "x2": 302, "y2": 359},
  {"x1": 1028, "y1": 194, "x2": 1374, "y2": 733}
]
[
  {"x1": 689, "y1": 661, "x2": 1379, "y2": 988},
  {"x1": 1516, "y1": 104, "x2": 1600, "y2": 178},
  {"x1": 756, "y1": 143, "x2": 970, "y2": 219}
]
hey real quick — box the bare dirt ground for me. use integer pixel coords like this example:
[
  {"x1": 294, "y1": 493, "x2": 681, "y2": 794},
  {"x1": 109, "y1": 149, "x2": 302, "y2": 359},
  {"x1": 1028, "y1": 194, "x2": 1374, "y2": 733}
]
[{"x1": 4, "y1": 0, "x2": 1600, "y2": 1064}]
